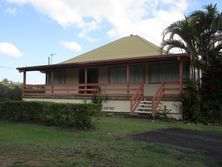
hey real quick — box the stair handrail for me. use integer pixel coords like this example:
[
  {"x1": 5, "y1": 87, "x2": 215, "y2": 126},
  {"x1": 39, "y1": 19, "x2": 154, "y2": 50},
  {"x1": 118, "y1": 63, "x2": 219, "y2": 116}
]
[
  {"x1": 152, "y1": 81, "x2": 181, "y2": 118},
  {"x1": 151, "y1": 82, "x2": 165, "y2": 117},
  {"x1": 130, "y1": 83, "x2": 144, "y2": 114}
]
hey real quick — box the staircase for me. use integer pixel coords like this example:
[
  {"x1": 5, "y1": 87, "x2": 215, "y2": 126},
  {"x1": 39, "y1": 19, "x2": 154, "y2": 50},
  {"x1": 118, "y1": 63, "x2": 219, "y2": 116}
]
[
  {"x1": 130, "y1": 81, "x2": 181, "y2": 117},
  {"x1": 135, "y1": 100, "x2": 152, "y2": 113}
]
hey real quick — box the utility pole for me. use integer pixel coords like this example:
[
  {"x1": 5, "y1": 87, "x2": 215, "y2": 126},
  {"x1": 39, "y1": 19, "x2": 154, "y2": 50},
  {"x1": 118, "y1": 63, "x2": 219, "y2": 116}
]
[
  {"x1": 48, "y1": 57, "x2": 50, "y2": 65},
  {"x1": 50, "y1": 53, "x2": 56, "y2": 64}
]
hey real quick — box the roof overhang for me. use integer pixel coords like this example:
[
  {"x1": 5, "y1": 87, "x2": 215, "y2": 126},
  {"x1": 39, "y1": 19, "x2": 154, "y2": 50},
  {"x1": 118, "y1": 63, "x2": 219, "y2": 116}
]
[{"x1": 17, "y1": 53, "x2": 189, "y2": 72}]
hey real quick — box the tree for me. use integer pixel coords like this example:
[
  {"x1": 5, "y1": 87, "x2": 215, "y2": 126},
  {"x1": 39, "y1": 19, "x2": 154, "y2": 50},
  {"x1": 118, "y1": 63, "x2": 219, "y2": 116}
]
[
  {"x1": 162, "y1": 4, "x2": 222, "y2": 124},
  {"x1": 162, "y1": 4, "x2": 222, "y2": 84},
  {"x1": 190, "y1": 4, "x2": 222, "y2": 72},
  {"x1": 161, "y1": 16, "x2": 199, "y2": 81}
]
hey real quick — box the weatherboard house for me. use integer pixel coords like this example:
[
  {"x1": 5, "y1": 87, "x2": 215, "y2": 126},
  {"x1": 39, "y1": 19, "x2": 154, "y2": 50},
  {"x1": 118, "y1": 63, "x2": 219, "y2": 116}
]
[{"x1": 17, "y1": 35, "x2": 189, "y2": 118}]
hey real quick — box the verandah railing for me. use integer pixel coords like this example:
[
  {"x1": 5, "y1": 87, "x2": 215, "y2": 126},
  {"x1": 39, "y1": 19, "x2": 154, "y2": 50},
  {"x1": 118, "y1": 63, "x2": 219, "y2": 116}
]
[
  {"x1": 23, "y1": 81, "x2": 181, "y2": 116},
  {"x1": 23, "y1": 83, "x2": 144, "y2": 98}
]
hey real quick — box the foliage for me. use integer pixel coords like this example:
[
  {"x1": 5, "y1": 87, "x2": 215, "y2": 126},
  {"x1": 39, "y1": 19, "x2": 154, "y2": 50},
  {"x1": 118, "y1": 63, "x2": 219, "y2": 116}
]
[
  {"x1": 201, "y1": 59, "x2": 222, "y2": 124},
  {"x1": 91, "y1": 87, "x2": 108, "y2": 105},
  {"x1": 182, "y1": 81, "x2": 201, "y2": 123},
  {"x1": 0, "y1": 101, "x2": 101, "y2": 129},
  {"x1": 189, "y1": 4, "x2": 222, "y2": 71},
  {"x1": 162, "y1": 4, "x2": 222, "y2": 81},
  {"x1": 0, "y1": 78, "x2": 22, "y2": 101},
  {"x1": 90, "y1": 87, "x2": 108, "y2": 118},
  {"x1": 157, "y1": 105, "x2": 172, "y2": 121},
  {"x1": 162, "y1": 4, "x2": 222, "y2": 125}
]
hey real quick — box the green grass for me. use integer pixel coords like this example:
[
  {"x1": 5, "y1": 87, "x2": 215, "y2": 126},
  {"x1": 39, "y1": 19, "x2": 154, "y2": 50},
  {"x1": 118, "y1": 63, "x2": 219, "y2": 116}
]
[{"x1": 0, "y1": 117, "x2": 221, "y2": 167}]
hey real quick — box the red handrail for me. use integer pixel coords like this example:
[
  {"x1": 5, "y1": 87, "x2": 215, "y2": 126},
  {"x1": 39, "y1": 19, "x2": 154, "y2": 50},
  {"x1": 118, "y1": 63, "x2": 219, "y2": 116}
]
[
  {"x1": 151, "y1": 81, "x2": 180, "y2": 117},
  {"x1": 130, "y1": 83, "x2": 144, "y2": 114}
]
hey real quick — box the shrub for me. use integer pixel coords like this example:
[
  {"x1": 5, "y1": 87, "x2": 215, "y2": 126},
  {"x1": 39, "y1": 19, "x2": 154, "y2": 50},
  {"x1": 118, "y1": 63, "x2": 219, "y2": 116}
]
[
  {"x1": 201, "y1": 60, "x2": 222, "y2": 125},
  {"x1": 91, "y1": 87, "x2": 108, "y2": 105},
  {"x1": 0, "y1": 101, "x2": 101, "y2": 129},
  {"x1": 182, "y1": 81, "x2": 201, "y2": 123},
  {"x1": 0, "y1": 79, "x2": 22, "y2": 101},
  {"x1": 157, "y1": 105, "x2": 172, "y2": 121}
]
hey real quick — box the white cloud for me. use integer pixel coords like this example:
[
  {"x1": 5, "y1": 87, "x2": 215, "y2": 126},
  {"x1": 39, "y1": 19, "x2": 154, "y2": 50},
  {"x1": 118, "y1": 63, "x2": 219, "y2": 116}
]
[
  {"x1": 5, "y1": 7, "x2": 17, "y2": 16},
  {"x1": 0, "y1": 42, "x2": 23, "y2": 58},
  {"x1": 162, "y1": 0, "x2": 174, "y2": 3},
  {"x1": 6, "y1": 0, "x2": 28, "y2": 4},
  {"x1": 6, "y1": 0, "x2": 188, "y2": 45},
  {"x1": 61, "y1": 41, "x2": 82, "y2": 52}
]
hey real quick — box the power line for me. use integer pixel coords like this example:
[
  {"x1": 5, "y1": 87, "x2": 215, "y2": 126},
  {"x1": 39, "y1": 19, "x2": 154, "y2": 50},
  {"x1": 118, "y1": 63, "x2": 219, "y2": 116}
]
[{"x1": 0, "y1": 66, "x2": 16, "y2": 69}]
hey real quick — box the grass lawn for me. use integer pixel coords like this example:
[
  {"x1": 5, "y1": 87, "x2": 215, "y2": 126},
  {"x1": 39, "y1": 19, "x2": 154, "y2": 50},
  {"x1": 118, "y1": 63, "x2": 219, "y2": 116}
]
[{"x1": 0, "y1": 117, "x2": 221, "y2": 167}]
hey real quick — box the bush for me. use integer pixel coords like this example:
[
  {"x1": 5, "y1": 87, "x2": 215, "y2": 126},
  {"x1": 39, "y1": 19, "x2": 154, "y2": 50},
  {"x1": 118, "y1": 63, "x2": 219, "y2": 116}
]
[
  {"x1": 0, "y1": 101, "x2": 101, "y2": 129},
  {"x1": 0, "y1": 79, "x2": 22, "y2": 101},
  {"x1": 182, "y1": 81, "x2": 202, "y2": 123},
  {"x1": 201, "y1": 59, "x2": 222, "y2": 124},
  {"x1": 157, "y1": 105, "x2": 172, "y2": 121}
]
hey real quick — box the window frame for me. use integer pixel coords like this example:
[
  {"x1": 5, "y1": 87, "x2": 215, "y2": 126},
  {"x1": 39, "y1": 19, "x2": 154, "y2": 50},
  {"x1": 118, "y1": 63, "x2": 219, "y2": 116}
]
[
  {"x1": 46, "y1": 70, "x2": 66, "y2": 85},
  {"x1": 108, "y1": 65, "x2": 127, "y2": 83},
  {"x1": 148, "y1": 62, "x2": 179, "y2": 84},
  {"x1": 129, "y1": 64, "x2": 145, "y2": 83}
]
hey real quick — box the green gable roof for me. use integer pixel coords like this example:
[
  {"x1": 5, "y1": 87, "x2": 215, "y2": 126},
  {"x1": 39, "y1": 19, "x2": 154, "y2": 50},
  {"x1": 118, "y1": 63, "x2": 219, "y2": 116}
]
[{"x1": 62, "y1": 35, "x2": 165, "y2": 64}]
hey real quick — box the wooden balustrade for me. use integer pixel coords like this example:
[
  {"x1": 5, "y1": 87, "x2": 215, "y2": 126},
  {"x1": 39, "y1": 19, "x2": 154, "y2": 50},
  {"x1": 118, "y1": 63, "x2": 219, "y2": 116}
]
[
  {"x1": 23, "y1": 81, "x2": 181, "y2": 117},
  {"x1": 23, "y1": 83, "x2": 143, "y2": 98}
]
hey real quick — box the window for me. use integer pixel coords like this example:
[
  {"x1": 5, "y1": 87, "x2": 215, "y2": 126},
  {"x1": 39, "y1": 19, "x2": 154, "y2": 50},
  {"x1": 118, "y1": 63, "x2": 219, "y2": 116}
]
[
  {"x1": 130, "y1": 64, "x2": 145, "y2": 83},
  {"x1": 54, "y1": 71, "x2": 65, "y2": 84},
  {"x1": 46, "y1": 71, "x2": 65, "y2": 84},
  {"x1": 149, "y1": 63, "x2": 179, "y2": 83},
  {"x1": 109, "y1": 66, "x2": 126, "y2": 83}
]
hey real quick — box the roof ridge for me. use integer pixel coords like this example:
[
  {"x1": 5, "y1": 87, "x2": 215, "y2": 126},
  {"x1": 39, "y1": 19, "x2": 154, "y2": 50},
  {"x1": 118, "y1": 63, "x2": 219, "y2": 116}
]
[
  {"x1": 61, "y1": 35, "x2": 167, "y2": 64},
  {"x1": 134, "y1": 35, "x2": 162, "y2": 52}
]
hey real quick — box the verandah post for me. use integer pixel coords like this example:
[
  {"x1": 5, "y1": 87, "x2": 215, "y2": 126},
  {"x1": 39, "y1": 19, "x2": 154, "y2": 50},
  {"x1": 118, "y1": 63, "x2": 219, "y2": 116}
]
[
  {"x1": 179, "y1": 58, "x2": 183, "y2": 93},
  {"x1": 51, "y1": 70, "x2": 54, "y2": 96},
  {"x1": 127, "y1": 64, "x2": 130, "y2": 95},
  {"x1": 84, "y1": 68, "x2": 87, "y2": 94},
  {"x1": 22, "y1": 70, "x2": 26, "y2": 98}
]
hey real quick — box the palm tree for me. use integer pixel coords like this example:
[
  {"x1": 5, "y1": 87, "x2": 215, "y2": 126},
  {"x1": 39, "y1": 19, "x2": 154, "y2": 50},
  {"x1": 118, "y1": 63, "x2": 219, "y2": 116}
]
[
  {"x1": 162, "y1": 4, "x2": 222, "y2": 84},
  {"x1": 190, "y1": 4, "x2": 222, "y2": 71},
  {"x1": 161, "y1": 16, "x2": 198, "y2": 81}
]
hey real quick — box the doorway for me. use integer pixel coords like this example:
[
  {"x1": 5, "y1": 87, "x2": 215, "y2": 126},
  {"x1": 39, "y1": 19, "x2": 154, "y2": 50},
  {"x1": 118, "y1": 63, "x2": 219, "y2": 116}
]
[
  {"x1": 87, "y1": 68, "x2": 98, "y2": 83},
  {"x1": 78, "y1": 68, "x2": 98, "y2": 94}
]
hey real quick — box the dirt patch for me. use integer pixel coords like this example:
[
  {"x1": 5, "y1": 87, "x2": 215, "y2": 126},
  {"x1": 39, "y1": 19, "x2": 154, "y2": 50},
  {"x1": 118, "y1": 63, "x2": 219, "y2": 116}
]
[{"x1": 131, "y1": 128, "x2": 222, "y2": 166}]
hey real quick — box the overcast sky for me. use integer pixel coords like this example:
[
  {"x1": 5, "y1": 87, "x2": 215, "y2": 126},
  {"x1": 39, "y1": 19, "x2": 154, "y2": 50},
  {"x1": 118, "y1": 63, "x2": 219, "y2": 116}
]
[{"x1": 0, "y1": 0, "x2": 221, "y2": 83}]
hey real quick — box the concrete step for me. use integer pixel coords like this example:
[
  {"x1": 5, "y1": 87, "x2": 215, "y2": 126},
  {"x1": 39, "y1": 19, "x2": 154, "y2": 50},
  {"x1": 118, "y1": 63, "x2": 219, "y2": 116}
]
[
  {"x1": 136, "y1": 108, "x2": 152, "y2": 112},
  {"x1": 135, "y1": 110, "x2": 152, "y2": 113},
  {"x1": 134, "y1": 100, "x2": 154, "y2": 114},
  {"x1": 138, "y1": 104, "x2": 152, "y2": 108},
  {"x1": 135, "y1": 100, "x2": 152, "y2": 113},
  {"x1": 140, "y1": 101, "x2": 152, "y2": 104}
]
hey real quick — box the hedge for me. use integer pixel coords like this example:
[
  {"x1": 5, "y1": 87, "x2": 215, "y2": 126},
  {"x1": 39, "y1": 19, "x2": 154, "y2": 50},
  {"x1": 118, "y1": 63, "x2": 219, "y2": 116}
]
[{"x1": 0, "y1": 101, "x2": 101, "y2": 129}]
